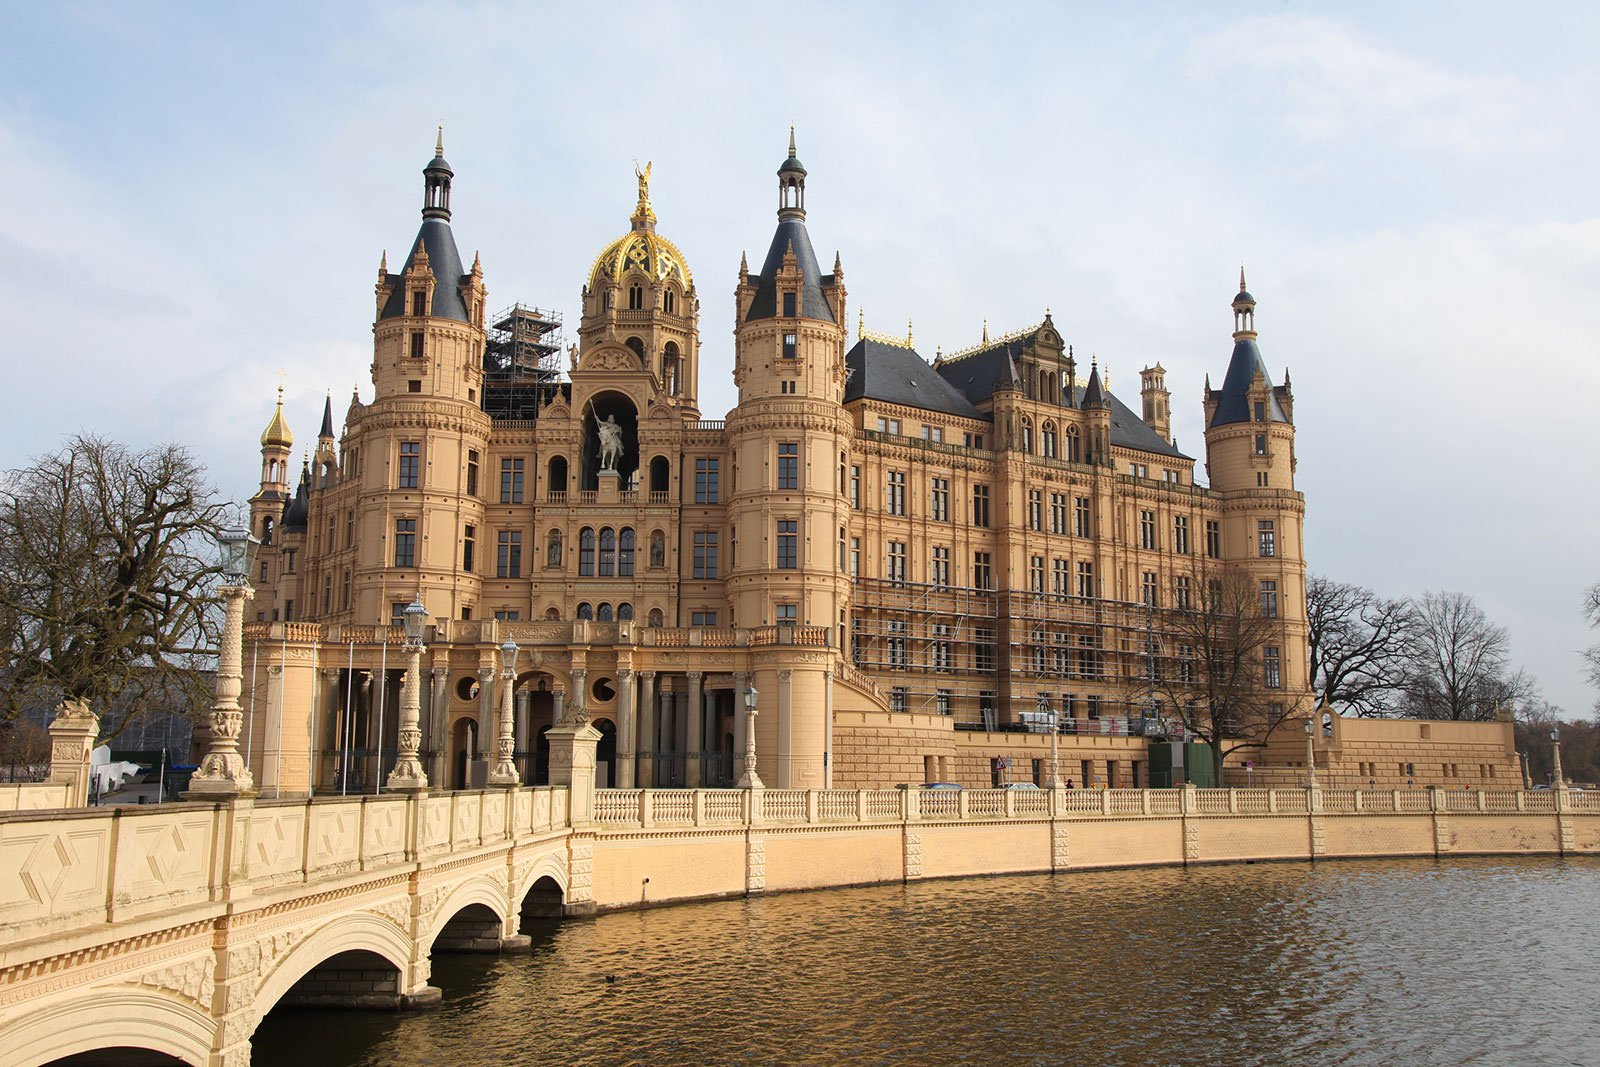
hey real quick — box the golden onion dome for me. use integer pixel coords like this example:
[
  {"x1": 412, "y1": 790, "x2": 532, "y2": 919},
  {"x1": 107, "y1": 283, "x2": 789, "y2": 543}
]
[
  {"x1": 260, "y1": 387, "x2": 293, "y2": 449},
  {"x1": 586, "y1": 162, "x2": 694, "y2": 293}
]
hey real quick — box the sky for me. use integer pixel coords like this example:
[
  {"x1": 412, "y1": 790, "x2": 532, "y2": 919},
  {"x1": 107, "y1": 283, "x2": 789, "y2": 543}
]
[{"x1": 2, "y1": 1, "x2": 1597, "y2": 714}]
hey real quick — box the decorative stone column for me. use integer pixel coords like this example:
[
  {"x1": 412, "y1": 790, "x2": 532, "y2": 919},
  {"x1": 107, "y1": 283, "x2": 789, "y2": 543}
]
[
  {"x1": 637, "y1": 671, "x2": 656, "y2": 786},
  {"x1": 428, "y1": 668, "x2": 450, "y2": 786},
  {"x1": 475, "y1": 666, "x2": 496, "y2": 762},
  {"x1": 386, "y1": 632, "x2": 429, "y2": 793},
  {"x1": 488, "y1": 642, "x2": 520, "y2": 787},
  {"x1": 189, "y1": 584, "x2": 258, "y2": 799},
  {"x1": 568, "y1": 667, "x2": 588, "y2": 724},
  {"x1": 46, "y1": 698, "x2": 99, "y2": 806},
  {"x1": 616, "y1": 669, "x2": 636, "y2": 788},
  {"x1": 685, "y1": 671, "x2": 703, "y2": 787}
]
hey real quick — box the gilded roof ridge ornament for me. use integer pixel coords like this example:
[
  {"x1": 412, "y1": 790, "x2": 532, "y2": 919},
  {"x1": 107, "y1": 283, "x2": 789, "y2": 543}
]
[
  {"x1": 859, "y1": 313, "x2": 915, "y2": 349},
  {"x1": 939, "y1": 319, "x2": 1050, "y2": 364}
]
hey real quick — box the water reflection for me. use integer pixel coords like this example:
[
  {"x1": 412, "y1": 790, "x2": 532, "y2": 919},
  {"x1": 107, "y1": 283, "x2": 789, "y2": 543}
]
[{"x1": 254, "y1": 858, "x2": 1600, "y2": 1066}]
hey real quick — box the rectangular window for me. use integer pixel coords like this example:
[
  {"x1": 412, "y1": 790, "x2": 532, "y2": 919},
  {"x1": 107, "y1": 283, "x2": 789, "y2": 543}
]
[
  {"x1": 693, "y1": 531, "x2": 719, "y2": 579},
  {"x1": 776, "y1": 519, "x2": 798, "y2": 569},
  {"x1": 1028, "y1": 490, "x2": 1042, "y2": 532},
  {"x1": 694, "y1": 458, "x2": 720, "y2": 503},
  {"x1": 1142, "y1": 571, "x2": 1158, "y2": 607},
  {"x1": 965, "y1": 432, "x2": 984, "y2": 449},
  {"x1": 1260, "y1": 580, "x2": 1278, "y2": 618},
  {"x1": 887, "y1": 619, "x2": 907, "y2": 668},
  {"x1": 500, "y1": 457, "x2": 524, "y2": 504},
  {"x1": 394, "y1": 518, "x2": 416, "y2": 567},
  {"x1": 497, "y1": 529, "x2": 522, "y2": 578},
  {"x1": 1258, "y1": 520, "x2": 1276, "y2": 558},
  {"x1": 691, "y1": 610, "x2": 719, "y2": 626},
  {"x1": 936, "y1": 688, "x2": 952, "y2": 715},
  {"x1": 398, "y1": 441, "x2": 420, "y2": 488},
  {"x1": 1140, "y1": 510, "x2": 1157, "y2": 550},
  {"x1": 1175, "y1": 575, "x2": 1192, "y2": 610},
  {"x1": 1053, "y1": 558, "x2": 1070, "y2": 596},
  {"x1": 345, "y1": 509, "x2": 354, "y2": 548},
  {"x1": 1264, "y1": 646, "x2": 1282, "y2": 689},
  {"x1": 975, "y1": 629, "x2": 995, "y2": 672},
  {"x1": 777, "y1": 442, "x2": 799, "y2": 489},
  {"x1": 891, "y1": 686, "x2": 908, "y2": 713},
  {"x1": 776, "y1": 603, "x2": 798, "y2": 624},
  {"x1": 886, "y1": 471, "x2": 906, "y2": 515},
  {"x1": 1050, "y1": 493, "x2": 1068, "y2": 535},
  {"x1": 929, "y1": 477, "x2": 949, "y2": 522},
  {"x1": 1206, "y1": 520, "x2": 1222, "y2": 559},
  {"x1": 493, "y1": 610, "x2": 520, "y2": 621},
  {"x1": 877, "y1": 417, "x2": 901, "y2": 435},
  {"x1": 1029, "y1": 555, "x2": 1045, "y2": 593},
  {"x1": 411, "y1": 290, "x2": 426, "y2": 317},
  {"x1": 1074, "y1": 496, "x2": 1091, "y2": 538},
  {"x1": 782, "y1": 332, "x2": 797, "y2": 358},
  {"x1": 973, "y1": 551, "x2": 992, "y2": 590},
  {"x1": 972, "y1": 485, "x2": 990, "y2": 527},
  {"x1": 341, "y1": 570, "x2": 350, "y2": 610},
  {"x1": 849, "y1": 466, "x2": 861, "y2": 509},
  {"x1": 1255, "y1": 434, "x2": 1268, "y2": 455},
  {"x1": 409, "y1": 331, "x2": 424, "y2": 359},
  {"x1": 931, "y1": 545, "x2": 951, "y2": 588},
  {"x1": 887, "y1": 540, "x2": 907, "y2": 583},
  {"x1": 783, "y1": 291, "x2": 796, "y2": 318},
  {"x1": 933, "y1": 623, "x2": 952, "y2": 670},
  {"x1": 463, "y1": 524, "x2": 476, "y2": 572},
  {"x1": 849, "y1": 536, "x2": 861, "y2": 577},
  {"x1": 1076, "y1": 560, "x2": 1094, "y2": 598},
  {"x1": 921, "y1": 425, "x2": 944, "y2": 443},
  {"x1": 466, "y1": 450, "x2": 479, "y2": 496},
  {"x1": 1174, "y1": 515, "x2": 1190, "y2": 555}
]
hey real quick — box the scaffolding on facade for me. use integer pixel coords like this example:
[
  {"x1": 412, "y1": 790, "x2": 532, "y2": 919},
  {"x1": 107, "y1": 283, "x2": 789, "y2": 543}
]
[{"x1": 482, "y1": 303, "x2": 566, "y2": 420}]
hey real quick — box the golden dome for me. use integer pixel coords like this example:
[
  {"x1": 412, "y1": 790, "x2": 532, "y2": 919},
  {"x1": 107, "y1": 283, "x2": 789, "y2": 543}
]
[
  {"x1": 260, "y1": 387, "x2": 293, "y2": 449},
  {"x1": 586, "y1": 163, "x2": 694, "y2": 293}
]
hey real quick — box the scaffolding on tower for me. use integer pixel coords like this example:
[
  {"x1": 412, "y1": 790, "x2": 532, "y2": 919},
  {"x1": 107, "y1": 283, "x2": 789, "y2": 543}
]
[{"x1": 482, "y1": 303, "x2": 567, "y2": 420}]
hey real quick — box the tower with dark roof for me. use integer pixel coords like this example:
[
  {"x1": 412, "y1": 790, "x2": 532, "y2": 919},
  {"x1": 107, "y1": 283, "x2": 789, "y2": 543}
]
[{"x1": 726, "y1": 131, "x2": 852, "y2": 788}]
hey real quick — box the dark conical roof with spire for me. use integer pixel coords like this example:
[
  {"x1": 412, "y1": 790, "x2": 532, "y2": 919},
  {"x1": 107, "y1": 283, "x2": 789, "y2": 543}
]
[
  {"x1": 318, "y1": 393, "x2": 334, "y2": 439},
  {"x1": 1082, "y1": 359, "x2": 1108, "y2": 409},
  {"x1": 746, "y1": 129, "x2": 835, "y2": 323},
  {"x1": 282, "y1": 462, "x2": 311, "y2": 531},
  {"x1": 379, "y1": 130, "x2": 470, "y2": 323},
  {"x1": 1210, "y1": 272, "x2": 1288, "y2": 428}
]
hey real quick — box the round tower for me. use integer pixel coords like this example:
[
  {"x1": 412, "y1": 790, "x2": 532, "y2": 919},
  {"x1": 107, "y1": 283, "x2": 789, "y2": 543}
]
[{"x1": 726, "y1": 131, "x2": 852, "y2": 788}]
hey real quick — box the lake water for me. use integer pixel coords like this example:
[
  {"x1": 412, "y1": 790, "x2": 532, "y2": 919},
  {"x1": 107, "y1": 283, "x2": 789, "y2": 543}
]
[{"x1": 254, "y1": 857, "x2": 1600, "y2": 1066}]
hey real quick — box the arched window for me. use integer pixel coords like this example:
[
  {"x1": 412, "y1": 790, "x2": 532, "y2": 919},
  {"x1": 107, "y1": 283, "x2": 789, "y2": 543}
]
[
  {"x1": 663, "y1": 289, "x2": 676, "y2": 315},
  {"x1": 662, "y1": 341, "x2": 680, "y2": 395},
  {"x1": 1065, "y1": 426, "x2": 1081, "y2": 463},
  {"x1": 618, "y1": 602, "x2": 634, "y2": 620},
  {"x1": 261, "y1": 516, "x2": 274, "y2": 544},
  {"x1": 544, "y1": 606, "x2": 561, "y2": 620},
  {"x1": 618, "y1": 527, "x2": 636, "y2": 576},
  {"x1": 626, "y1": 337, "x2": 645, "y2": 364},
  {"x1": 579, "y1": 527, "x2": 596, "y2": 576},
  {"x1": 577, "y1": 602, "x2": 593, "y2": 620},
  {"x1": 596, "y1": 602, "x2": 614, "y2": 622},
  {"x1": 548, "y1": 456, "x2": 568, "y2": 499},
  {"x1": 649, "y1": 456, "x2": 670, "y2": 493},
  {"x1": 648, "y1": 607, "x2": 664, "y2": 627},
  {"x1": 1020, "y1": 418, "x2": 1033, "y2": 454},
  {"x1": 627, "y1": 284, "x2": 643, "y2": 310},
  {"x1": 599, "y1": 527, "x2": 616, "y2": 577},
  {"x1": 1042, "y1": 421, "x2": 1058, "y2": 459}
]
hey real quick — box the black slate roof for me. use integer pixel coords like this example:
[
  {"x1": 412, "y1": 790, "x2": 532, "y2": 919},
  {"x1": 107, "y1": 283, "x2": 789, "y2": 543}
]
[
  {"x1": 745, "y1": 217, "x2": 836, "y2": 323},
  {"x1": 845, "y1": 339, "x2": 985, "y2": 420},
  {"x1": 379, "y1": 218, "x2": 470, "y2": 323},
  {"x1": 281, "y1": 466, "x2": 311, "y2": 531},
  {"x1": 1209, "y1": 338, "x2": 1287, "y2": 428}
]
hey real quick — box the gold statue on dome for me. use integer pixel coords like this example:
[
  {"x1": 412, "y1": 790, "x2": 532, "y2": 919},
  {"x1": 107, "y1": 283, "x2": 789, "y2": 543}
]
[{"x1": 635, "y1": 160, "x2": 652, "y2": 200}]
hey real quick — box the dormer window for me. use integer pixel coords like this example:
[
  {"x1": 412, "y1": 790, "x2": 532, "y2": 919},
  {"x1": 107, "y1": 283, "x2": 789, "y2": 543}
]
[
  {"x1": 1255, "y1": 434, "x2": 1267, "y2": 455},
  {"x1": 783, "y1": 291, "x2": 796, "y2": 318},
  {"x1": 411, "y1": 291, "x2": 427, "y2": 317},
  {"x1": 1254, "y1": 400, "x2": 1265, "y2": 421},
  {"x1": 628, "y1": 284, "x2": 644, "y2": 310},
  {"x1": 783, "y1": 333, "x2": 797, "y2": 359},
  {"x1": 409, "y1": 332, "x2": 424, "y2": 359}
]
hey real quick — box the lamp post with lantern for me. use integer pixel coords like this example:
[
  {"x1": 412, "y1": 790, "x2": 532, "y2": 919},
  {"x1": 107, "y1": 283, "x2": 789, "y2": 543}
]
[
  {"x1": 1550, "y1": 727, "x2": 1566, "y2": 792},
  {"x1": 488, "y1": 638, "x2": 520, "y2": 787},
  {"x1": 1303, "y1": 717, "x2": 1317, "y2": 789},
  {"x1": 385, "y1": 597, "x2": 430, "y2": 792},
  {"x1": 737, "y1": 683, "x2": 764, "y2": 789},
  {"x1": 188, "y1": 526, "x2": 261, "y2": 799}
]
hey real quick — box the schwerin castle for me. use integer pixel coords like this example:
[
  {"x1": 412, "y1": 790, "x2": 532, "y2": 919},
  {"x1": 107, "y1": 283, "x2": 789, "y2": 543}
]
[{"x1": 239, "y1": 132, "x2": 1517, "y2": 796}]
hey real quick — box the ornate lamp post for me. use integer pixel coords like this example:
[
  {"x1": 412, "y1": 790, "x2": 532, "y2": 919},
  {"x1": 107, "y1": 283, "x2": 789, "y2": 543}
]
[
  {"x1": 1519, "y1": 750, "x2": 1532, "y2": 791},
  {"x1": 737, "y1": 683, "x2": 764, "y2": 789},
  {"x1": 488, "y1": 638, "x2": 520, "y2": 787},
  {"x1": 188, "y1": 525, "x2": 260, "y2": 799},
  {"x1": 1303, "y1": 717, "x2": 1317, "y2": 789},
  {"x1": 1042, "y1": 694, "x2": 1061, "y2": 789},
  {"x1": 385, "y1": 597, "x2": 429, "y2": 792},
  {"x1": 1550, "y1": 727, "x2": 1566, "y2": 791}
]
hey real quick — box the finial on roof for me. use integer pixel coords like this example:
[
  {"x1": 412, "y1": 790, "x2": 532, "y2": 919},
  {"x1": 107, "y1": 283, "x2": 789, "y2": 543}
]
[
  {"x1": 858, "y1": 307, "x2": 864, "y2": 338},
  {"x1": 982, "y1": 319, "x2": 989, "y2": 345},
  {"x1": 631, "y1": 160, "x2": 656, "y2": 228},
  {"x1": 789, "y1": 124, "x2": 796, "y2": 156},
  {"x1": 907, "y1": 319, "x2": 914, "y2": 346},
  {"x1": 833, "y1": 251, "x2": 842, "y2": 273},
  {"x1": 436, "y1": 125, "x2": 444, "y2": 157},
  {"x1": 379, "y1": 249, "x2": 387, "y2": 274},
  {"x1": 1239, "y1": 264, "x2": 1247, "y2": 292}
]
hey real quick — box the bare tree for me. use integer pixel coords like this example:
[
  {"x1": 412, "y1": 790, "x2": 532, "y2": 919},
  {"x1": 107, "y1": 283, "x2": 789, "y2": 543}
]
[
  {"x1": 0, "y1": 436, "x2": 227, "y2": 736},
  {"x1": 1402, "y1": 590, "x2": 1527, "y2": 721},
  {"x1": 1584, "y1": 582, "x2": 1600, "y2": 716},
  {"x1": 1307, "y1": 575, "x2": 1417, "y2": 717},
  {"x1": 1153, "y1": 567, "x2": 1302, "y2": 784}
]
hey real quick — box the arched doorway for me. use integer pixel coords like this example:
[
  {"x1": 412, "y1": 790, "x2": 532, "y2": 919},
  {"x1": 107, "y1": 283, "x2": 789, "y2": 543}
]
[
  {"x1": 581, "y1": 392, "x2": 639, "y2": 489},
  {"x1": 452, "y1": 718, "x2": 477, "y2": 791},
  {"x1": 595, "y1": 718, "x2": 617, "y2": 788}
]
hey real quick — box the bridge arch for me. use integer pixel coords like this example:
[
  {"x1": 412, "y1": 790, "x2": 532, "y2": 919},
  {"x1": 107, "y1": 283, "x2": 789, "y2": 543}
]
[
  {"x1": 0, "y1": 987, "x2": 213, "y2": 1067},
  {"x1": 512, "y1": 852, "x2": 570, "y2": 909},
  {"x1": 421, "y1": 875, "x2": 511, "y2": 952},
  {"x1": 250, "y1": 911, "x2": 414, "y2": 1029}
]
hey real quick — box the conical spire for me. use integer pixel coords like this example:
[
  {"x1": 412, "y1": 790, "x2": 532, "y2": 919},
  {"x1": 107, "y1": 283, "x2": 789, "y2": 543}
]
[
  {"x1": 318, "y1": 392, "x2": 334, "y2": 439},
  {"x1": 1082, "y1": 358, "x2": 1108, "y2": 409}
]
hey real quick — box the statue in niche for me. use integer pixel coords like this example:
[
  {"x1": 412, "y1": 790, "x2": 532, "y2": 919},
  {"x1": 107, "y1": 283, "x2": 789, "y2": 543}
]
[
  {"x1": 596, "y1": 415, "x2": 623, "y2": 472},
  {"x1": 547, "y1": 529, "x2": 562, "y2": 568},
  {"x1": 649, "y1": 530, "x2": 665, "y2": 569}
]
